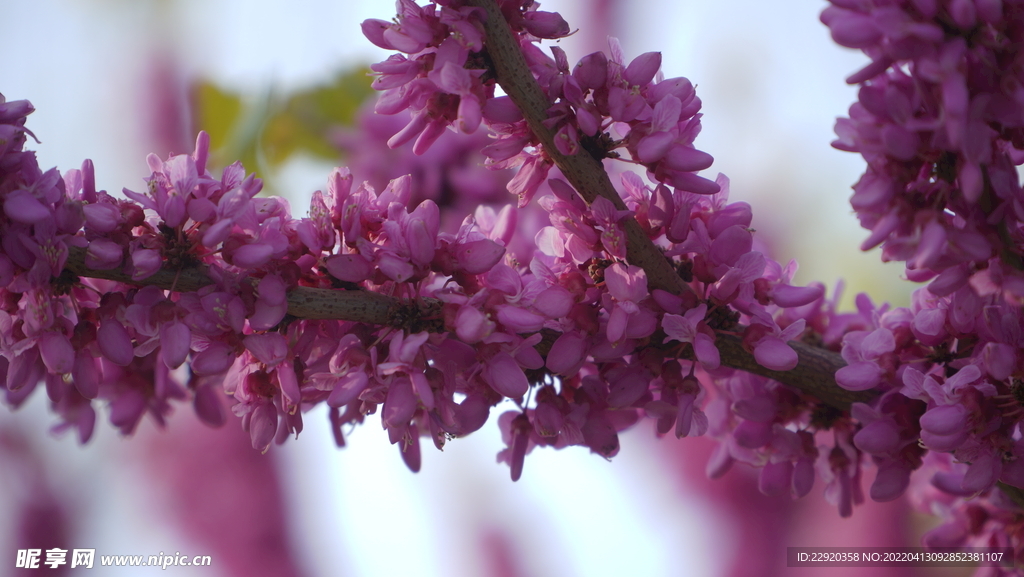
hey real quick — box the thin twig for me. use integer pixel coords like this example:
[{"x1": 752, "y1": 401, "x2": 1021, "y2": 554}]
[{"x1": 467, "y1": 0, "x2": 687, "y2": 297}]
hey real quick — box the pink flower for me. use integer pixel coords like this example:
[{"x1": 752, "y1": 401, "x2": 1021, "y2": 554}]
[
  {"x1": 159, "y1": 320, "x2": 191, "y2": 370},
  {"x1": 38, "y1": 332, "x2": 74, "y2": 375},
  {"x1": 507, "y1": 155, "x2": 552, "y2": 207},
  {"x1": 325, "y1": 253, "x2": 373, "y2": 283},
  {"x1": 247, "y1": 401, "x2": 278, "y2": 453},
  {"x1": 919, "y1": 404, "x2": 969, "y2": 452},
  {"x1": 545, "y1": 330, "x2": 587, "y2": 375},
  {"x1": 662, "y1": 304, "x2": 720, "y2": 370},
  {"x1": 378, "y1": 331, "x2": 433, "y2": 409},
  {"x1": 97, "y1": 320, "x2": 135, "y2": 367},
  {"x1": 451, "y1": 238, "x2": 505, "y2": 274},
  {"x1": 191, "y1": 341, "x2": 238, "y2": 376},
  {"x1": 4, "y1": 188, "x2": 51, "y2": 223},
  {"x1": 382, "y1": 377, "x2": 418, "y2": 429},
  {"x1": 454, "y1": 304, "x2": 494, "y2": 343},
  {"x1": 484, "y1": 352, "x2": 529, "y2": 398},
  {"x1": 521, "y1": 10, "x2": 570, "y2": 39},
  {"x1": 747, "y1": 314, "x2": 805, "y2": 372},
  {"x1": 590, "y1": 196, "x2": 631, "y2": 260},
  {"x1": 129, "y1": 247, "x2": 161, "y2": 281},
  {"x1": 249, "y1": 274, "x2": 288, "y2": 331},
  {"x1": 84, "y1": 238, "x2": 122, "y2": 270},
  {"x1": 501, "y1": 412, "x2": 533, "y2": 481},
  {"x1": 603, "y1": 263, "x2": 654, "y2": 345}
]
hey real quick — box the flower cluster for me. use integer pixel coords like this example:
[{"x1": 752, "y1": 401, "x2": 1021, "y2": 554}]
[
  {"x1": 357, "y1": 0, "x2": 1024, "y2": 566},
  {"x1": 362, "y1": 1, "x2": 719, "y2": 209},
  {"x1": 481, "y1": 37, "x2": 721, "y2": 206},
  {"x1": 3, "y1": 76, "x2": 834, "y2": 490},
  {"x1": 823, "y1": 0, "x2": 1024, "y2": 567},
  {"x1": 825, "y1": 276, "x2": 1024, "y2": 511},
  {"x1": 6, "y1": 0, "x2": 1024, "y2": 570},
  {"x1": 0, "y1": 0, "x2": 887, "y2": 508},
  {"x1": 823, "y1": 0, "x2": 1024, "y2": 300},
  {"x1": 913, "y1": 451, "x2": 1024, "y2": 564},
  {"x1": 360, "y1": 0, "x2": 566, "y2": 153},
  {"x1": 333, "y1": 103, "x2": 517, "y2": 234}
]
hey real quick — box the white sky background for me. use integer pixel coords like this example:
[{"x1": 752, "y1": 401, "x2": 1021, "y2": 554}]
[{"x1": 1, "y1": 1, "x2": 917, "y2": 576}]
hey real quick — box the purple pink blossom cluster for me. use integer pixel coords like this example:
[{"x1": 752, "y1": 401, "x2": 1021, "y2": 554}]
[
  {"x1": 3, "y1": 0, "x2": 1024, "y2": 571},
  {"x1": 357, "y1": 0, "x2": 866, "y2": 497},
  {"x1": 477, "y1": 34, "x2": 720, "y2": 205},
  {"x1": 362, "y1": 0, "x2": 718, "y2": 208},
  {"x1": 361, "y1": 0, "x2": 1024, "y2": 567},
  {"x1": 823, "y1": 0, "x2": 1024, "y2": 298},
  {"x1": 0, "y1": 86, "x2": 825, "y2": 476},
  {"x1": 822, "y1": 0, "x2": 1024, "y2": 567}
]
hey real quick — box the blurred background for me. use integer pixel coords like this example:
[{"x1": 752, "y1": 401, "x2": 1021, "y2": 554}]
[{"x1": 2, "y1": 0, "x2": 931, "y2": 576}]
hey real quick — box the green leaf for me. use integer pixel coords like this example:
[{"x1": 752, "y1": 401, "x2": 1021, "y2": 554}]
[
  {"x1": 191, "y1": 67, "x2": 375, "y2": 182},
  {"x1": 261, "y1": 67, "x2": 375, "y2": 165},
  {"x1": 193, "y1": 81, "x2": 242, "y2": 147},
  {"x1": 193, "y1": 80, "x2": 272, "y2": 174}
]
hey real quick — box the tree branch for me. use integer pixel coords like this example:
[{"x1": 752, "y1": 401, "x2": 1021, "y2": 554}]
[
  {"x1": 66, "y1": 242, "x2": 869, "y2": 411},
  {"x1": 60, "y1": 2, "x2": 870, "y2": 412},
  {"x1": 466, "y1": 0, "x2": 867, "y2": 410},
  {"x1": 714, "y1": 334, "x2": 874, "y2": 409},
  {"x1": 64, "y1": 246, "x2": 410, "y2": 326}
]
